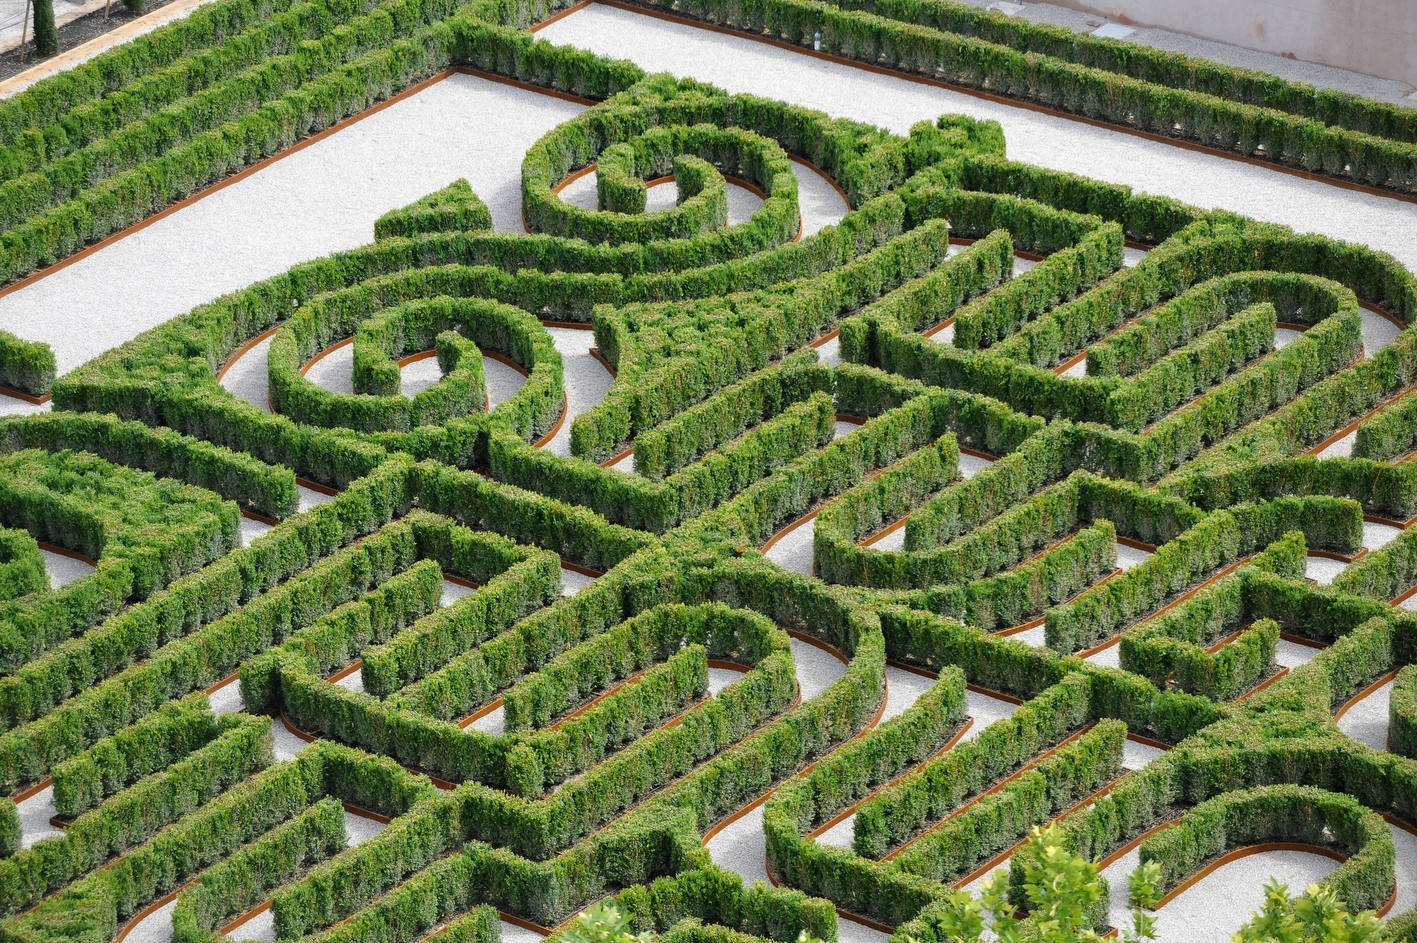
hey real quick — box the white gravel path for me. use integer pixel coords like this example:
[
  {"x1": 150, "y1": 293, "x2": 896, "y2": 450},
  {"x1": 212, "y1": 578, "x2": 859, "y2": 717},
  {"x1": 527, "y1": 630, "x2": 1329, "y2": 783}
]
[
  {"x1": 220, "y1": 335, "x2": 275, "y2": 412},
  {"x1": 1141, "y1": 849, "x2": 1338, "y2": 943},
  {"x1": 1275, "y1": 638, "x2": 1320, "y2": 669},
  {"x1": 239, "y1": 515, "x2": 273, "y2": 547},
  {"x1": 1116, "y1": 543, "x2": 1152, "y2": 570},
  {"x1": 486, "y1": 357, "x2": 528, "y2": 409},
  {"x1": 442, "y1": 579, "x2": 477, "y2": 606},
  {"x1": 763, "y1": 515, "x2": 815, "y2": 576},
  {"x1": 503, "y1": 919, "x2": 549, "y2": 943},
  {"x1": 537, "y1": 5, "x2": 1417, "y2": 272},
  {"x1": 41, "y1": 548, "x2": 93, "y2": 588},
  {"x1": 121, "y1": 898, "x2": 178, "y2": 943},
  {"x1": 1122, "y1": 738, "x2": 1165, "y2": 771},
  {"x1": 1305, "y1": 555, "x2": 1348, "y2": 585},
  {"x1": 15, "y1": 784, "x2": 61, "y2": 848},
  {"x1": 560, "y1": 565, "x2": 596, "y2": 596},
  {"x1": 1337, "y1": 677, "x2": 1392, "y2": 751},
  {"x1": 0, "y1": 395, "x2": 48, "y2": 417},
  {"x1": 1363, "y1": 521, "x2": 1404, "y2": 550},
  {"x1": 542, "y1": 327, "x2": 612, "y2": 457},
  {"x1": 958, "y1": 453, "x2": 994, "y2": 478},
  {"x1": 0, "y1": 74, "x2": 583, "y2": 374},
  {"x1": 401, "y1": 355, "x2": 443, "y2": 397}
]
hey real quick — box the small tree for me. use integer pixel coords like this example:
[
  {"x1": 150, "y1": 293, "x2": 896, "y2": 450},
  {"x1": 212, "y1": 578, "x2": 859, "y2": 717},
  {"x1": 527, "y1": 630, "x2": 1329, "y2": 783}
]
[
  {"x1": 562, "y1": 901, "x2": 655, "y2": 943},
  {"x1": 1233, "y1": 881, "x2": 1390, "y2": 943},
  {"x1": 31, "y1": 0, "x2": 58, "y2": 58},
  {"x1": 917, "y1": 825, "x2": 1162, "y2": 943}
]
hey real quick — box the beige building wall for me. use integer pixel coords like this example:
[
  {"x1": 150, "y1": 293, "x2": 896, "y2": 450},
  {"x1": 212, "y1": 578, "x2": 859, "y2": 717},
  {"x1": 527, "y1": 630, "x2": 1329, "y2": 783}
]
[{"x1": 1050, "y1": 0, "x2": 1417, "y2": 89}]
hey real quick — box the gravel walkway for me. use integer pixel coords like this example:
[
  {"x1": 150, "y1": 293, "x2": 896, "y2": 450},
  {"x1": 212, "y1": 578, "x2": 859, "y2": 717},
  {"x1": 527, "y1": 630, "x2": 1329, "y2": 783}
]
[
  {"x1": 538, "y1": 5, "x2": 1417, "y2": 273},
  {"x1": 41, "y1": 548, "x2": 93, "y2": 588},
  {"x1": 0, "y1": 74, "x2": 583, "y2": 374},
  {"x1": 542, "y1": 327, "x2": 612, "y2": 457},
  {"x1": 1337, "y1": 676, "x2": 1392, "y2": 751}
]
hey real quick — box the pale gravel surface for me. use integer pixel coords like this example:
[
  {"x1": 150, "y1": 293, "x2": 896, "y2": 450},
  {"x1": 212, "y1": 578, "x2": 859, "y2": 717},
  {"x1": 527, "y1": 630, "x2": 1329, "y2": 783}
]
[
  {"x1": 703, "y1": 638, "x2": 845, "y2": 887},
  {"x1": 539, "y1": 5, "x2": 1417, "y2": 273},
  {"x1": 220, "y1": 335, "x2": 274, "y2": 412},
  {"x1": 0, "y1": 395, "x2": 47, "y2": 417},
  {"x1": 1140, "y1": 850, "x2": 1338, "y2": 943},
  {"x1": 16, "y1": 785, "x2": 61, "y2": 848},
  {"x1": 560, "y1": 565, "x2": 596, "y2": 596},
  {"x1": 297, "y1": 485, "x2": 333, "y2": 512},
  {"x1": 763, "y1": 514, "x2": 815, "y2": 576},
  {"x1": 239, "y1": 515, "x2": 273, "y2": 547},
  {"x1": 542, "y1": 327, "x2": 612, "y2": 457},
  {"x1": 958, "y1": 453, "x2": 995, "y2": 478},
  {"x1": 41, "y1": 548, "x2": 93, "y2": 588},
  {"x1": 1123, "y1": 738, "x2": 1165, "y2": 770},
  {"x1": 121, "y1": 898, "x2": 178, "y2": 943},
  {"x1": 486, "y1": 357, "x2": 528, "y2": 409},
  {"x1": 0, "y1": 74, "x2": 583, "y2": 374},
  {"x1": 813, "y1": 335, "x2": 841, "y2": 366},
  {"x1": 400, "y1": 355, "x2": 442, "y2": 397},
  {"x1": 442, "y1": 578, "x2": 477, "y2": 606},
  {"x1": 1116, "y1": 543, "x2": 1152, "y2": 569},
  {"x1": 1275, "y1": 638, "x2": 1320, "y2": 669},
  {"x1": 1305, "y1": 554, "x2": 1348, "y2": 585},
  {"x1": 1337, "y1": 676, "x2": 1392, "y2": 751},
  {"x1": 1363, "y1": 521, "x2": 1404, "y2": 550}
]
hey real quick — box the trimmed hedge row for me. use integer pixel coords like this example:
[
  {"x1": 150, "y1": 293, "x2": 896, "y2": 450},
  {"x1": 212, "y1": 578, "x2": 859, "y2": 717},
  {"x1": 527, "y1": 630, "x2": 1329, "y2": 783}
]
[
  {"x1": 501, "y1": 603, "x2": 781, "y2": 731},
  {"x1": 1354, "y1": 388, "x2": 1417, "y2": 463},
  {"x1": 1119, "y1": 573, "x2": 1282, "y2": 703},
  {"x1": 1333, "y1": 522, "x2": 1417, "y2": 602},
  {"x1": 870, "y1": 520, "x2": 1117, "y2": 633},
  {"x1": 0, "y1": 712, "x2": 272, "y2": 916},
  {"x1": 170, "y1": 797, "x2": 348, "y2": 943},
  {"x1": 851, "y1": 673, "x2": 1091, "y2": 858},
  {"x1": 632, "y1": 358, "x2": 833, "y2": 480},
  {"x1": 270, "y1": 293, "x2": 559, "y2": 435},
  {"x1": 0, "y1": 460, "x2": 412, "y2": 789},
  {"x1": 1391, "y1": 665, "x2": 1417, "y2": 760},
  {"x1": 0, "y1": 446, "x2": 242, "y2": 674},
  {"x1": 0, "y1": 333, "x2": 55, "y2": 397},
  {"x1": 271, "y1": 600, "x2": 796, "y2": 798},
  {"x1": 50, "y1": 692, "x2": 218, "y2": 820},
  {"x1": 0, "y1": 411, "x2": 299, "y2": 519},
  {"x1": 374, "y1": 178, "x2": 494, "y2": 240},
  {"x1": 1138, "y1": 784, "x2": 1394, "y2": 913},
  {"x1": 2, "y1": 740, "x2": 437, "y2": 938},
  {"x1": 359, "y1": 524, "x2": 561, "y2": 698},
  {"x1": 237, "y1": 556, "x2": 447, "y2": 712},
  {"x1": 889, "y1": 718, "x2": 1124, "y2": 882},
  {"x1": 1045, "y1": 496, "x2": 1361, "y2": 654},
  {"x1": 0, "y1": 525, "x2": 44, "y2": 603}
]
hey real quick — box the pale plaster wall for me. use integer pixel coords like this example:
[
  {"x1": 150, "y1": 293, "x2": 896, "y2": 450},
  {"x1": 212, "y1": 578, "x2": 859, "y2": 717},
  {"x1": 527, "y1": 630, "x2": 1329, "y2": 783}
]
[{"x1": 1049, "y1": 0, "x2": 1417, "y2": 89}]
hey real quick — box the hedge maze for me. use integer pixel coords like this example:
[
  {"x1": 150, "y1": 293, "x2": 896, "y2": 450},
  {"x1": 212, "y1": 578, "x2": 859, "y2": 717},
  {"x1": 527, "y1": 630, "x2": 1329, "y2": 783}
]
[{"x1": 0, "y1": 0, "x2": 1416, "y2": 940}]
